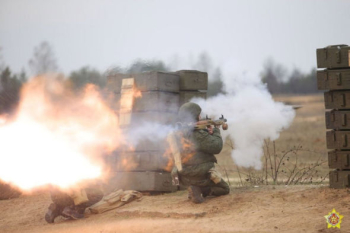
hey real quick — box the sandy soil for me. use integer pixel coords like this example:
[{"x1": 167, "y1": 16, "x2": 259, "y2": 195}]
[{"x1": 1, "y1": 185, "x2": 349, "y2": 233}]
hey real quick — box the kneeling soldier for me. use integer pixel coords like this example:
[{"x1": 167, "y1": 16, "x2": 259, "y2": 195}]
[{"x1": 169, "y1": 102, "x2": 230, "y2": 204}]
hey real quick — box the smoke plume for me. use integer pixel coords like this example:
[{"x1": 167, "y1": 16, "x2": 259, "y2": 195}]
[
  {"x1": 193, "y1": 65, "x2": 295, "y2": 169},
  {"x1": 119, "y1": 64, "x2": 295, "y2": 170}
]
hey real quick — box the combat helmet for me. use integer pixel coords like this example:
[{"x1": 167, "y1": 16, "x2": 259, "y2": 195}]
[{"x1": 178, "y1": 102, "x2": 201, "y2": 122}]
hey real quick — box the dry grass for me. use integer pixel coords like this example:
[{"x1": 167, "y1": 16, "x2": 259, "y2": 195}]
[{"x1": 215, "y1": 93, "x2": 328, "y2": 186}]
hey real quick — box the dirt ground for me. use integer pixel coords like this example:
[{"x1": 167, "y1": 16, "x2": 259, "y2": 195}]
[
  {"x1": 2, "y1": 94, "x2": 346, "y2": 233},
  {"x1": 1, "y1": 185, "x2": 349, "y2": 233}
]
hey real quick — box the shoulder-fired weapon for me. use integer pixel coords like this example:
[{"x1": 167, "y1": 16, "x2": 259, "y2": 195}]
[
  {"x1": 177, "y1": 115, "x2": 228, "y2": 130},
  {"x1": 195, "y1": 115, "x2": 228, "y2": 130}
]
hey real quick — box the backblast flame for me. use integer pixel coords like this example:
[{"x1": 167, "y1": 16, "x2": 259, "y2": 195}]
[{"x1": 0, "y1": 75, "x2": 124, "y2": 190}]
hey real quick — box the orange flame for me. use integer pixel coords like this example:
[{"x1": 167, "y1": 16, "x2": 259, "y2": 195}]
[
  {"x1": 163, "y1": 131, "x2": 196, "y2": 171},
  {"x1": 179, "y1": 136, "x2": 196, "y2": 164},
  {"x1": 163, "y1": 148, "x2": 174, "y2": 172},
  {"x1": 0, "y1": 75, "x2": 125, "y2": 190}
]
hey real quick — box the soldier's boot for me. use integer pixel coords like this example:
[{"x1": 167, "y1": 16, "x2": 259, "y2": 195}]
[
  {"x1": 188, "y1": 186, "x2": 204, "y2": 204},
  {"x1": 45, "y1": 203, "x2": 62, "y2": 224},
  {"x1": 61, "y1": 206, "x2": 85, "y2": 220},
  {"x1": 201, "y1": 187, "x2": 212, "y2": 197},
  {"x1": 187, "y1": 192, "x2": 192, "y2": 200},
  {"x1": 75, "y1": 205, "x2": 86, "y2": 215}
]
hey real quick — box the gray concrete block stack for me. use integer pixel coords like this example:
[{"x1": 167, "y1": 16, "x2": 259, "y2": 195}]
[
  {"x1": 176, "y1": 70, "x2": 208, "y2": 105},
  {"x1": 316, "y1": 44, "x2": 350, "y2": 188},
  {"x1": 105, "y1": 70, "x2": 208, "y2": 192}
]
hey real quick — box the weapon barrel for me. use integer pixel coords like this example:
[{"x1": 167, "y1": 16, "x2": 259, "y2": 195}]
[{"x1": 194, "y1": 119, "x2": 228, "y2": 130}]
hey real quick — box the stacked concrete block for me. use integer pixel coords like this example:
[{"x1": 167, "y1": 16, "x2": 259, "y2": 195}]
[
  {"x1": 317, "y1": 44, "x2": 350, "y2": 188},
  {"x1": 106, "y1": 70, "x2": 208, "y2": 192},
  {"x1": 105, "y1": 171, "x2": 175, "y2": 194},
  {"x1": 176, "y1": 70, "x2": 208, "y2": 105}
]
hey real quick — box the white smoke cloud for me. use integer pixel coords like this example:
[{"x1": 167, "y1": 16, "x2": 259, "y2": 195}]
[
  {"x1": 108, "y1": 59, "x2": 295, "y2": 170},
  {"x1": 125, "y1": 122, "x2": 174, "y2": 147},
  {"x1": 192, "y1": 64, "x2": 295, "y2": 169},
  {"x1": 123, "y1": 64, "x2": 295, "y2": 170}
]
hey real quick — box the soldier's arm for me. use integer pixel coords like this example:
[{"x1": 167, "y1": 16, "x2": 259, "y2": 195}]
[{"x1": 195, "y1": 128, "x2": 223, "y2": 154}]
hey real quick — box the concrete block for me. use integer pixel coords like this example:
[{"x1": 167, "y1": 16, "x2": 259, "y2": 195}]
[
  {"x1": 107, "y1": 72, "x2": 180, "y2": 93},
  {"x1": 176, "y1": 70, "x2": 208, "y2": 91},
  {"x1": 105, "y1": 171, "x2": 177, "y2": 192}
]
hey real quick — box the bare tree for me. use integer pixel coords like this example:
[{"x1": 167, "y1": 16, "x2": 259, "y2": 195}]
[{"x1": 28, "y1": 41, "x2": 58, "y2": 75}]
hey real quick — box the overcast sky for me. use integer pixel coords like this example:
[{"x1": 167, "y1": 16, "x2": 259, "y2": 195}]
[{"x1": 1, "y1": 0, "x2": 350, "y2": 78}]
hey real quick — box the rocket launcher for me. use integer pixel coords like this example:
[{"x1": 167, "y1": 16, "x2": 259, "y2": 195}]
[{"x1": 194, "y1": 115, "x2": 228, "y2": 130}]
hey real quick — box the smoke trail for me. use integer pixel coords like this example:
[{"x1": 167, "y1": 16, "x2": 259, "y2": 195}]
[{"x1": 193, "y1": 65, "x2": 295, "y2": 170}]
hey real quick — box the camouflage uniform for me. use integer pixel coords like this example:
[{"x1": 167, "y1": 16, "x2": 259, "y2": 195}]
[
  {"x1": 173, "y1": 102, "x2": 230, "y2": 201},
  {"x1": 45, "y1": 187, "x2": 103, "y2": 223}
]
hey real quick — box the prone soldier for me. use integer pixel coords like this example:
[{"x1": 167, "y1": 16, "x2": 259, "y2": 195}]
[{"x1": 45, "y1": 185, "x2": 103, "y2": 223}]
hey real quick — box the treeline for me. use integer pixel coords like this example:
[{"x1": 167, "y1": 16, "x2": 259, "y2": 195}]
[
  {"x1": 0, "y1": 41, "x2": 320, "y2": 115},
  {"x1": 0, "y1": 68, "x2": 26, "y2": 114},
  {"x1": 68, "y1": 60, "x2": 169, "y2": 90},
  {"x1": 261, "y1": 59, "x2": 319, "y2": 94}
]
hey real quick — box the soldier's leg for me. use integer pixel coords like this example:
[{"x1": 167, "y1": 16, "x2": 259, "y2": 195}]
[
  {"x1": 199, "y1": 186, "x2": 211, "y2": 197},
  {"x1": 187, "y1": 186, "x2": 205, "y2": 204},
  {"x1": 50, "y1": 189, "x2": 75, "y2": 207},
  {"x1": 45, "y1": 189, "x2": 74, "y2": 223},
  {"x1": 62, "y1": 188, "x2": 100, "y2": 218},
  {"x1": 75, "y1": 188, "x2": 104, "y2": 214},
  {"x1": 200, "y1": 179, "x2": 230, "y2": 197},
  {"x1": 45, "y1": 188, "x2": 85, "y2": 223},
  {"x1": 206, "y1": 167, "x2": 230, "y2": 196},
  {"x1": 209, "y1": 179, "x2": 230, "y2": 196}
]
